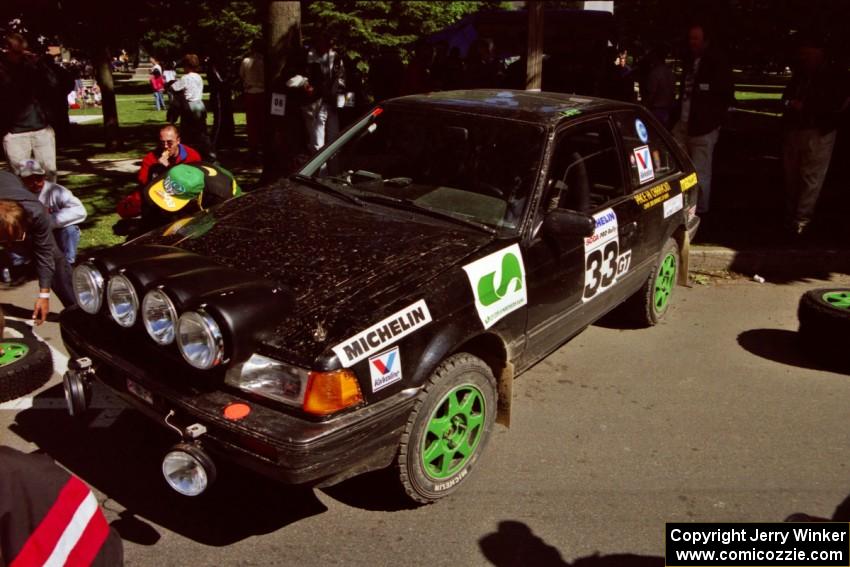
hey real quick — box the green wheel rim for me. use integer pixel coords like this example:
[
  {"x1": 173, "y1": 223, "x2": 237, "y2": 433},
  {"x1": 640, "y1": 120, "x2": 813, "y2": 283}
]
[
  {"x1": 653, "y1": 253, "x2": 677, "y2": 313},
  {"x1": 823, "y1": 291, "x2": 850, "y2": 310},
  {"x1": 0, "y1": 342, "x2": 30, "y2": 367},
  {"x1": 421, "y1": 384, "x2": 486, "y2": 480}
]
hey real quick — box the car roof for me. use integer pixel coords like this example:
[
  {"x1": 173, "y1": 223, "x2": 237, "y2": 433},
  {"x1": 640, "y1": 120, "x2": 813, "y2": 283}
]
[{"x1": 383, "y1": 89, "x2": 634, "y2": 126}]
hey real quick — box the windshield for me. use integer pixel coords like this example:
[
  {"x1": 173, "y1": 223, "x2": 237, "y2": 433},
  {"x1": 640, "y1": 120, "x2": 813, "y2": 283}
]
[{"x1": 298, "y1": 106, "x2": 545, "y2": 233}]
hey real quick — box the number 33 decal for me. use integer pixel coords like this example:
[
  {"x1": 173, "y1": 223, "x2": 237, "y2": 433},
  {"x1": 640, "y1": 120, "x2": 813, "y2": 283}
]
[{"x1": 583, "y1": 209, "x2": 631, "y2": 301}]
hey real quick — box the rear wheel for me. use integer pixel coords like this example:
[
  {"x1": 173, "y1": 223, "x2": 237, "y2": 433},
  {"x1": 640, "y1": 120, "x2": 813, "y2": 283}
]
[
  {"x1": 0, "y1": 336, "x2": 53, "y2": 403},
  {"x1": 623, "y1": 238, "x2": 679, "y2": 326},
  {"x1": 396, "y1": 353, "x2": 496, "y2": 504}
]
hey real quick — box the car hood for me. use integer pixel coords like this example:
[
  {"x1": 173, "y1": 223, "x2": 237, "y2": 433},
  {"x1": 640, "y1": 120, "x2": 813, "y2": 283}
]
[{"x1": 131, "y1": 180, "x2": 492, "y2": 365}]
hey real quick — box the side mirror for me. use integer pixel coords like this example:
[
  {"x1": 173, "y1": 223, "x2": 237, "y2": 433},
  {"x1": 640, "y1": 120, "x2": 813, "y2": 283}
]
[{"x1": 542, "y1": 208, "x2": 595, "y2": 240}]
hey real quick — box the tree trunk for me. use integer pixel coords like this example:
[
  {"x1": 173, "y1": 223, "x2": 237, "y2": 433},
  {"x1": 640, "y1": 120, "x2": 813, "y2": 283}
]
[
  {"x1": 93, "y1": 46, "x2": 121, "y2": 150},
  {"x1": 526, "y1": 1, "x2": 543, "y2": 90},
  {"x1": 260, "y1": 1, "x2": 302, "y2": 184}
]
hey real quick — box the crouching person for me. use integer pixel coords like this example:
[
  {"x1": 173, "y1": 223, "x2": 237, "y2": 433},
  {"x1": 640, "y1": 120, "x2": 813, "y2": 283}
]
[
  {"x1": 19, "y1": 159, "x2": 87, "y2": 265},
  {"x1": 0, "y1": 446, "x2": 124, "y2": 566}
]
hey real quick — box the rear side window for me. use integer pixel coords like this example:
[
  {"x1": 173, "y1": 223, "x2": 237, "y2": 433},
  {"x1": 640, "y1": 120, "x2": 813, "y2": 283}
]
[{"x1": 613, "y1": 111, "x2": 681, "y2": 188}]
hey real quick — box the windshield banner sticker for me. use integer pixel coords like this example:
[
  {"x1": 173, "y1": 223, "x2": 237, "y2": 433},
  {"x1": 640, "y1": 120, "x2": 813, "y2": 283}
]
[
  {"x1": 369, "y1": 347, "x2": 402, "y2": 392},
  {"x1": 463, "y1": 243, "x2": 527, "y2": 329},
  {"x1": 332, "y1": 300, "x2": 432, "y2": 367},
  {"x1": 583, "y1": 209, "x2": 629, "y2": 301}
]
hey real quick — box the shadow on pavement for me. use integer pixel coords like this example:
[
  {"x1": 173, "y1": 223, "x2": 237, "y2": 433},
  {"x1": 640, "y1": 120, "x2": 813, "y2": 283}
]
[
  {"x1": 479, "y1": 520, "x2": 663, "y2": 566},
  {"x1": 736, "y1": 329, "x2": 848, "y2": 375},
  {"x1": 320, "y1": 467, "x2": 418, "y2": 512},
  {"x1": 10, "y1": 385, "x2": 328, "y2": 546}
]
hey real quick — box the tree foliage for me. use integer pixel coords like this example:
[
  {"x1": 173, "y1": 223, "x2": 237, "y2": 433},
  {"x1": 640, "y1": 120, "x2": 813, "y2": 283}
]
[{"x1": 303, "y1": 1, "x2": 510, "y2": 70}]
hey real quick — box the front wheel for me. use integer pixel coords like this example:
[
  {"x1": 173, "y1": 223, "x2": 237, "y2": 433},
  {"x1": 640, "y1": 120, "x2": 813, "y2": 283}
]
[{"x1": 396, "y1": 353, "x2": 497, "y2": 504}]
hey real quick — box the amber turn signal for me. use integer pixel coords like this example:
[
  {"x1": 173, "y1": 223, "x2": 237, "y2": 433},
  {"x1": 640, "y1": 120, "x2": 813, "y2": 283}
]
[{"x1": 303, "y1": 370, "x2": 364, "y2": 415}]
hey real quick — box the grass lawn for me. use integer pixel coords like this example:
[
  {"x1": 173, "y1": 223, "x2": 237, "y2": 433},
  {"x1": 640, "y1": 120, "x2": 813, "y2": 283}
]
[{"x1": 62, "y1": 80, "x2": 254, "y2": 252}]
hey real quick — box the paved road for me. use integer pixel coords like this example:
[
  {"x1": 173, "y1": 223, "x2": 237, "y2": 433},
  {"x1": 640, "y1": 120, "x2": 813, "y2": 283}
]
[{"x1": 2, "y1": 274, "x2": 850, "y2": 566}]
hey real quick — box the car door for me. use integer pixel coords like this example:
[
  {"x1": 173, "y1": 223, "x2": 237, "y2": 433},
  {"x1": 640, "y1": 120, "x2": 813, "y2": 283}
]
[
  {"x1": 611, "y1": 110, "x2": 689, "y2": 267},
  {"x1": 522, "y1": 115, "x2": 637, "y2": 365}
]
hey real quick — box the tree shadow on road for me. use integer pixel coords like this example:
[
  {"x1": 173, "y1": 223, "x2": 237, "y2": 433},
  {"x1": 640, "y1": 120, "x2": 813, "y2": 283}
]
[
  {"x1": 9, "y1": 386, "x2": 327, "y2": 546},
  {"x1": 737, "y1": 329, "x2": 848, "y2": 375},
  {"x1": 479, "y1": 520, "x2": 663, "y2": 566}
]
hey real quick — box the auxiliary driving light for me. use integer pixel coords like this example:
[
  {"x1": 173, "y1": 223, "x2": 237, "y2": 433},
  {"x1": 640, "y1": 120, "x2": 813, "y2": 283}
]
[{"x1": 161, "y1": 443, "x2": 216, "y2": 496}]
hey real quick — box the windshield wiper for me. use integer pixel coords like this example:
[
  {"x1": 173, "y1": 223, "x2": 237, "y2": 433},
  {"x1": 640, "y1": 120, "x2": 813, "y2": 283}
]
[
  {"x1": 291, "y1": 173, "x2": 364, "y2": 206},
  {"x1": 360, "y1": 194, "x2": 496, "y2": 235}
]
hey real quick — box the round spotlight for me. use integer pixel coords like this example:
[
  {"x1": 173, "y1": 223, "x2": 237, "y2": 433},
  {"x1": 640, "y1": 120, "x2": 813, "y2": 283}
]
[
  {"x1": 177, "y1": 310, "x2": 224, "y2": 370},
  {"x1": 62, "y1": 370, "x2": 89, "y2": 417},
  {"x1": 162, "y1": 443, "x2": 216, "y2": 496},
  {"x1": 142, "y1": 289, "x2": 178, "y2": 345},
  {"x1": 73, "y1": 263, "x2": 104, "y2": 314},
  {"x1": 107, "y1": 274, "x2": 139, "y2": 328}
]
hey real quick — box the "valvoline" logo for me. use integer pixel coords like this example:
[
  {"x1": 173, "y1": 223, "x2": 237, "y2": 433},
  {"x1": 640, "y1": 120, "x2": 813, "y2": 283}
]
[{"x1": 369, "y1": 347, "x2": 403, "y2": 392}]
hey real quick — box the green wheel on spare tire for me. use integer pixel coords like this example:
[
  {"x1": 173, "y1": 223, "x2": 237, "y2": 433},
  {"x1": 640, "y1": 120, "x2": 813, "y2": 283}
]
[
  {"x1": 0, "y1": 336, "x2": 53, "y2": 403},
  {"x1": 622, "y1": 238, "x2": 679, "y2": 327},
  {"x1": 797, "y1": 288, "x2": 850, "y2": 368},
  {"x1": 396, "y1": 353, "x2": 496, "y2": 504}
]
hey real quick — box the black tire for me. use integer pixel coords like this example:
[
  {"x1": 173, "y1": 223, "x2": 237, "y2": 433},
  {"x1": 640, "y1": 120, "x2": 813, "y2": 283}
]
[
  {"x1": 798, "y1": 288, "x2": 850, "y2": 367},
  {"x1": 621, "y1": 238, "x2": 679, "y2": 327},
  {"x1": 396, "y1": 353, "x2": 497, "y2": 504},
  {"x1": 0, "y1": 336, "x2": 53, "y2": 403}
]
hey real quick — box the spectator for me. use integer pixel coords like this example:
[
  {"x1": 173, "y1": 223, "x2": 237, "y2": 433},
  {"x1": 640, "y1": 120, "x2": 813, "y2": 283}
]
[
  {"x1": 0, "y1": 33, "x2": 60, "y2": 182},
  {"x1": 671, "y1": 24, "x2": 733, "y2": 216},
  {"x1": 598, "y1": 46, "x2": 636, "y2": 102},
  {"x1": 302, "y1": 34, "x2": 346, "y2": 152},
  {"x1": 240, "y1": 41, "x2": 265, "y2": 154},
  {"x1": 19, "y1": 159, "x2": 86, "y2": 265},
  {"x1": 118, "y1": 124, "x2": 201, "y2": 220},
  {"x1": 207, "y1": 54, "x2": 235, "y2": 151},
  {"x1": 465, "y1": 38, "x2": 502, "y2": 89},
  {"x1": 369, "y1": 46, "x2": 404, "y2": 102},
  {"x1": 0, "y1": 171, "x2": 74, "y2": 323},
  {"x1": 781, "y1": 33, "x2": 848, "y2": 236},
  {"x1": 0, "y1": 446, "x2": 124, "y2": 566},
  {"x1": 150, "y1": 68, "x2": 166, "y2": 111},
  {"x1": 171, "y1": 53, "x2": 210, "y2": 158},
  {"x1": 639, "y1": 44, "x2": 676, "y2": 128},
  {"x1": 400, "y1": 43, "x2": 433, "y2": 95},
  {"x1": 138, "y1": 124, "x2": 201, "y2": 185},
  {"x1": 149, "y1": 56, "x2": 162, "y2": 76}
]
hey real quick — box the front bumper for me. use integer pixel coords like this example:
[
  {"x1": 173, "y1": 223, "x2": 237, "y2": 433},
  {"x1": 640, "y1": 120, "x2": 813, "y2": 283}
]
[{"x1": 60, "y1": 309, "x2": 417, "y2": 486}]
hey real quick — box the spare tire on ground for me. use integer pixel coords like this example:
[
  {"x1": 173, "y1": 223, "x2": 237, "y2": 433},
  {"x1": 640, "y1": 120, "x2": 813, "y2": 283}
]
[
  {"x1": 797, "y1": 288, "x2": 850, "y2": 369},
  {"x1": 0, "y1": 336, "x2": 53, "y2": 403}
]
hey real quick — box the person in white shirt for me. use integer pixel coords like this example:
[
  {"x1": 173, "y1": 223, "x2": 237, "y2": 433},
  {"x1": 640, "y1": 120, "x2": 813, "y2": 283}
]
[
  {"x1": 171, "y1": 53, "x2": 211, "y2": 158},
  {"x1": 19, "y1": 159, "x2": 86, "y2": 264}
]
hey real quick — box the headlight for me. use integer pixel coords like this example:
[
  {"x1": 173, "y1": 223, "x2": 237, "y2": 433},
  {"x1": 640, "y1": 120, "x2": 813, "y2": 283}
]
[
  {"x1": 73, "y1": 264, "x2": 104, "y2": 314},
  {"x1": 107, "y1": 273, "x2": 139, "y2": 327},
  {"x1": 177, "y1": 310, "x2": 224, "y2": 369},
  {"x1": 142, "y1": 289, "x2": 178, "y2": 344},
  {"x1": 224, "y1": 354, "x2": 308, "y2": 406}
]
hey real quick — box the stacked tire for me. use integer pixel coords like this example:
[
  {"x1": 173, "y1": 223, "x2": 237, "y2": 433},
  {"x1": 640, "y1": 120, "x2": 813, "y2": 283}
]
[
  {"x1": 0, "y1": 336, "x2": 53, "y2": 403},
  {"x1": 798, "y1": 288, "x2": 850, "y2": 370}
]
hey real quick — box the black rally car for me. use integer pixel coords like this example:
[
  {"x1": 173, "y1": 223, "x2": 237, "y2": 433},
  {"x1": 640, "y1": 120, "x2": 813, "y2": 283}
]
[{"x1": 61, "y1": 90, "x2": 700, "y2": 503}]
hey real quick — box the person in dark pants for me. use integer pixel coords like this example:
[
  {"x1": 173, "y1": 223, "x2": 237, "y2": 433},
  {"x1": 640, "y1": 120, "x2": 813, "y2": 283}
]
[
  {"x1": 0, "y1": 171, "x2": 74, "y2": 322},
  {"x1": 781, "y1": 33, "x2": 849, "y2": 236},
  {"x1": 671, "y1": 23, "x2": 734, "y2": 215}
]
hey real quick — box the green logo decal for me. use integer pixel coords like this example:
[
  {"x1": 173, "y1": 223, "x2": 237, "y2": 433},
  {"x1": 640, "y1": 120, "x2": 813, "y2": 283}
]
[{"x1": 477, "y1": 252, "x2": 523, "y2": 306}]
